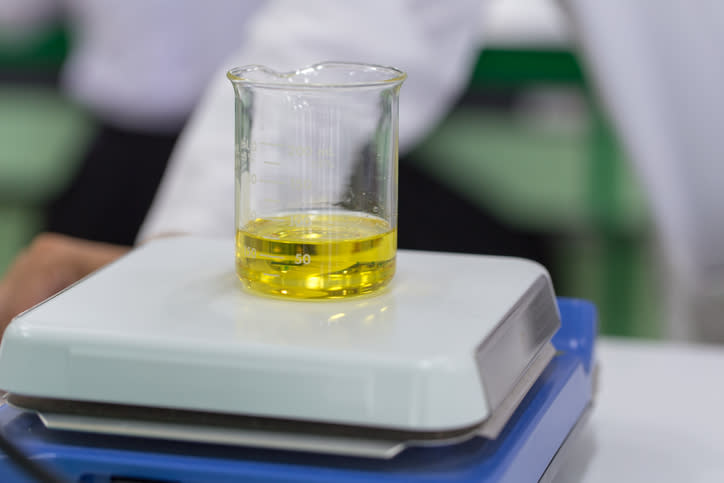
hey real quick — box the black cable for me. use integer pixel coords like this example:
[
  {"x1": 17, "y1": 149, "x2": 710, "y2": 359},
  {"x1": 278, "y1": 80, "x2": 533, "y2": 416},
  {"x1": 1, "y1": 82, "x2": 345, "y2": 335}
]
[{"x1": 0, "y1": 428, "x2": 68, "y2": 483}]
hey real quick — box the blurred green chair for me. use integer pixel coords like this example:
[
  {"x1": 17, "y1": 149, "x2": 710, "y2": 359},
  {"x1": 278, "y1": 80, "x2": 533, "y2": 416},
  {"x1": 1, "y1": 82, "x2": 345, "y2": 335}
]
[
  {"x1": 410, "y1": 48, "x2": 661, "y2": 338},
  {"x1": 0, "y1": 26, "x2": 95, "y2": 275}
]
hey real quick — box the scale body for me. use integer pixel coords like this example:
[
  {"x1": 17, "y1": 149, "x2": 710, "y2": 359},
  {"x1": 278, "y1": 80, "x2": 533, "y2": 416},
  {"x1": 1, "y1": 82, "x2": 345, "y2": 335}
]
[{"x1": 0, "y1": 238, "x2": 596, "y2": 482}]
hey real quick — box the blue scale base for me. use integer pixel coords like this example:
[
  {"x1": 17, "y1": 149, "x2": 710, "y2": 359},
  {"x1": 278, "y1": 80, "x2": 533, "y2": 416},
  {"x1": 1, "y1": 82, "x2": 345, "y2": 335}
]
[{"x1": 0, "y1": 298, "x2": 596, "y2": 483}]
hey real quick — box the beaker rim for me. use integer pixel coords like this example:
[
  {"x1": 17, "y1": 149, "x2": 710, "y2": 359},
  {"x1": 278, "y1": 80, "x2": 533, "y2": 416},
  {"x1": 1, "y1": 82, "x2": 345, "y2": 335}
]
[{"x1": 227, "y1": 61, "x2": 407, "y2": 89}]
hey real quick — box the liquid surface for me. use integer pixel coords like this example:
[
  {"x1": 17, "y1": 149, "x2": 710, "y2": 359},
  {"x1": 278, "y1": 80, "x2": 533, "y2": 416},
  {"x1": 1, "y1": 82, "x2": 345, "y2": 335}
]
[{"x1": 236, "y1": 213, "x2": 396, "y2": 299}]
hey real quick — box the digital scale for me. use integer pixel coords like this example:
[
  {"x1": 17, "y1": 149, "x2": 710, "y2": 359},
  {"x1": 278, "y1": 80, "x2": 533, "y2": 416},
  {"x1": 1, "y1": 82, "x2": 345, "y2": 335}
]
[{"x1": 0, "y1": 237, "x2": 596, "y2": 482}]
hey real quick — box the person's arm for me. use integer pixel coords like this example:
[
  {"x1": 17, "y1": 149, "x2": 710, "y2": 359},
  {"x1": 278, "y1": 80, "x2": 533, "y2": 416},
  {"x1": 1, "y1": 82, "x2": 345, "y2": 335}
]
[
  {"x1": 138, "y1": 0, "x2": 484, "y2": 241},
  {"x1": 0, "y1": 234, "x2": 130, "y2": 334}
]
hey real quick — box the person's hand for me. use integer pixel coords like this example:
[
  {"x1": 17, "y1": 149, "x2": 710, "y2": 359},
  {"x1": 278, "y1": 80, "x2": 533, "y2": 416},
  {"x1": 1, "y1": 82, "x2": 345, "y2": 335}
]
[{"x1": 0, "y1": 233, "x2": 130, "y2": 338}]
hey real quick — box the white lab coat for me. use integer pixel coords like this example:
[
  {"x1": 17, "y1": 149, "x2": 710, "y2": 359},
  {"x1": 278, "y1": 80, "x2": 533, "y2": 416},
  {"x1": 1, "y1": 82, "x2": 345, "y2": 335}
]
[
  {"x1": 0, "y1": 0, "x2": 265, "y2": 131},
  {"x1": 6, "y1": 0, "x2": 724, "y2": 340},
  {"x1": 563, "y1": 0, "x2": 724, "y2": 340},
  {"x1": 138, "y1": 0, "x2": 483, "y2": 239},
  {"x1": 2, "y1": 0, "x2": 483, "y2": 241}
]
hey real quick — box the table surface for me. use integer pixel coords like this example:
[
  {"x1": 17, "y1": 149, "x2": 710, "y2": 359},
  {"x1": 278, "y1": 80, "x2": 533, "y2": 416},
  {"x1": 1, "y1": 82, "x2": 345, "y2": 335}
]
[{"x1": 555, "y1": 337, "x2": 724, "y2": 483}]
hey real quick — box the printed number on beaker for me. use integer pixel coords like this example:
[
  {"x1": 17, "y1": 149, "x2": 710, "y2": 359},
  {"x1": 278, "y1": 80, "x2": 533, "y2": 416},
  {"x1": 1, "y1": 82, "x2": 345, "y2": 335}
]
[
  {"x1": 243, "y1": 246, "x2": 257, "y2": 258},
  {"x1": 289, "y1": 177, "x2": 313, "y2": 190},
  {"x1": 295, "y1": 253, "x2": 311, "y2": 265},
  {"x1": 290, "y1": 214, "x2": 312, "y2": 227}
]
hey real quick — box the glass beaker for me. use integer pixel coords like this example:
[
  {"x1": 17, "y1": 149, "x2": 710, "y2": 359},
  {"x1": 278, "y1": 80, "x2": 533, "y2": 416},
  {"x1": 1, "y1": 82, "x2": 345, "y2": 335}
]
[{"x1": 228, "y1": 62, "x2": 406, "y2": 299}]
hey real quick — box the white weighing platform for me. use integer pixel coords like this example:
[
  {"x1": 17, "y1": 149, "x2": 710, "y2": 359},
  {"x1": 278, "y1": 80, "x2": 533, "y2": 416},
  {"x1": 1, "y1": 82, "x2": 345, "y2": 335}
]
[{"x1": 0, "y1": 237, "x2": 561, "y2": 459}]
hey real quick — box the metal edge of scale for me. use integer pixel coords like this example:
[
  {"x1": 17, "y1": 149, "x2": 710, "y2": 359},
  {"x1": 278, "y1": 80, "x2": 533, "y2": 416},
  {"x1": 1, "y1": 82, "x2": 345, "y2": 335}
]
[{"x1": 5, "y1": 276, "x2": 560, "y2": 459}]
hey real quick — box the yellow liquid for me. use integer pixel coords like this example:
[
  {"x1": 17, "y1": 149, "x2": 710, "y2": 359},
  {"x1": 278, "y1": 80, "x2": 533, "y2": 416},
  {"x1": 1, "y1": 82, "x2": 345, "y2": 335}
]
[{"x1": 236, "y1": 213, "x2": 396, "y2": 299}]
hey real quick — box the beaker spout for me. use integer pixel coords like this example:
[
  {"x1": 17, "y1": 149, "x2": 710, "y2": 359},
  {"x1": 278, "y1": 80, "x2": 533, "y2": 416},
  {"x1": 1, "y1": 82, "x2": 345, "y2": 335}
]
[{"x1": 227, "y1": 62, "x2": 406, "y2": 88}]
